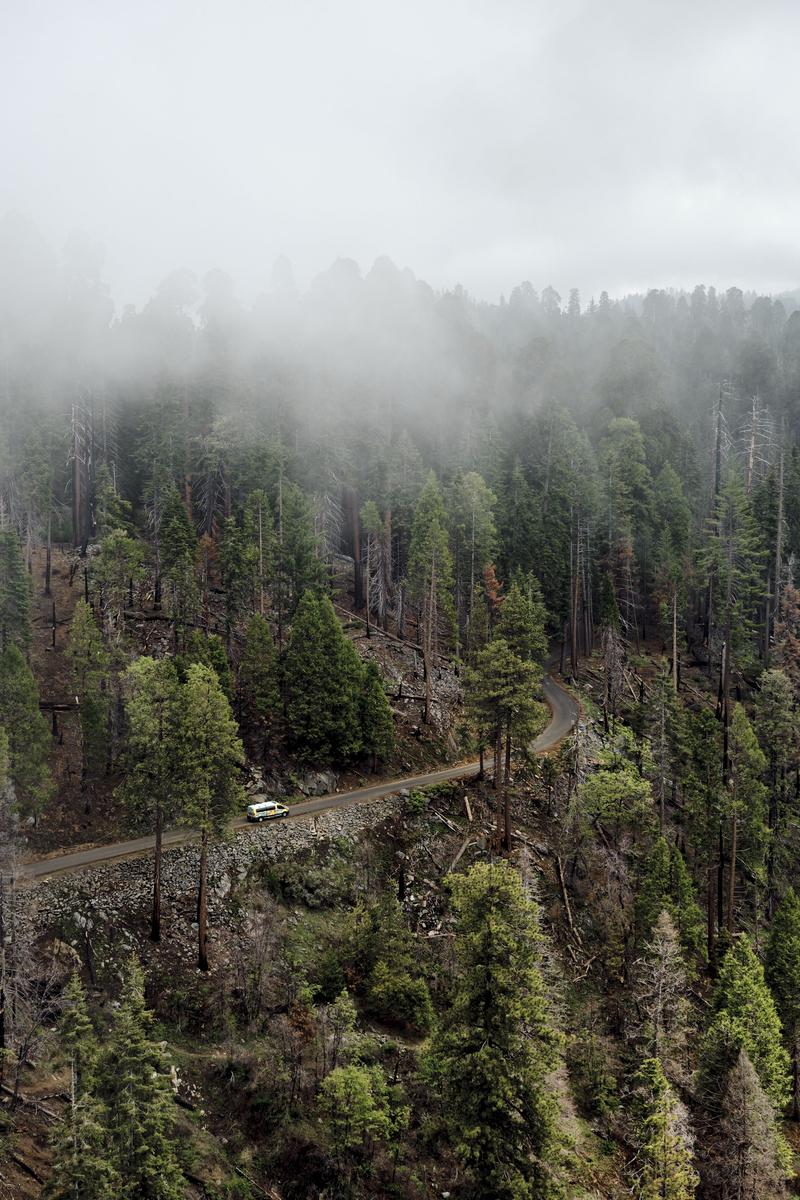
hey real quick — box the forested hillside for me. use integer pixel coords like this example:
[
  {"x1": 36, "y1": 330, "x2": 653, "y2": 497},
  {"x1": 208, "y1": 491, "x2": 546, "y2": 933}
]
[{"x1": 3, "y1": 217, "x2": 800, "y2": 1197}]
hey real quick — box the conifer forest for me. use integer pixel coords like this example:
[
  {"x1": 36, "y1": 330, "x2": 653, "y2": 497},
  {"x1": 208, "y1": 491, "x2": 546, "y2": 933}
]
[{"x1": 4, "y1": 3, "x2": 800, "y2": 1197}]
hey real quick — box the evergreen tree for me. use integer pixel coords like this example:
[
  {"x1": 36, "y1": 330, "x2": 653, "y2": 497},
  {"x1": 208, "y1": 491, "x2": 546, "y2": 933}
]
[
  {"x1": 178, "y1": 629, "x2": 232, "y2": 698},
  {"x1": 66, "y1": 600, "x2": 110, "y2": 811},
  {"x1": 284, "y1": 593, "x2": 364, "y2": 764},
  {"x1": 702, "y1": 467, "x2": 765, "y2": 678},
  {"x1": 724, "y1": 703, "x2": 768, "y2": 930},
  {"x1": 99, "y1": 961, "x2": 184, "y2": 1199},
  {"x1": 424, "y1": 863, "x2": 563, "y2": 1200},
  {"x1": 238, "y1": 614, "x2": 280, "y2": 757},
  {"x1": 755, "y1": 668, "x2": 798, "y2": 912},
  {"x1": 449, "y1": 471, "x2": 497, "y2": 637},
  {"x1": 0, "y1": 529, "x2": 31, "y2": 651},
  {"x1": 275, "y1": 480, "x2": 324, "y2": 633},
  {"x1": 697, "y1": 935, "x2": 790, "y2": 1112},
  {"x1": 496, "y1": 577, "x2": 548, "y2": 664},
  {"x1": 159, "y1": 485, "x2": 198, "y2": 631},
  {"x1": 93, "y1": 462, "x2": 132, "y2": 538},
  {"x1": 181, "y1": 663, "x2": 245, "y2": 970},
  {"x1": 118, "y1": 657, "x2": 187, "y2": 942},
  {"x1": 219, "y1": 514, "x2": 252, "y2": 635},
  {"x1": 407, "y1": 471, "x2": 455, "y2": 721},
  {"x1": 636, "y1": 837, "x2": 705, "y2": 961},
  {"x1": 631, "y1": 912, "x2": 691, "y2": 1083},
  {"x1": 243, "y1": 487, "x2": 276, "y2": 616},
  {"x1": 318, "y1": 1064, "x2": 392, "y2": 1184},
  {"x1": 598, "y1": 570, "x2": 621, "y2": 631},
  {"x1": 710, "y1": 1050, "x2": 789, "y2": 1199},
  {"x1": 0, "y1": 643, "x2": 52, "y2": 818},
  {"x1": 497, "y1": 459, "x2": 539, "y2": 580},
  {"x1": 632, "y1": 1057, "x2": 698, "y2": 1200},
  {"x1": 46, "y1": 1089, "x2": 120, "y2": 1200},
  {"x1": 91, "y1": 530, "x2": 145, "y2": 643},
  {"x1": 59, "y1": 973, "x2": 99, "y2": 1097},
  {"x1": 646, "y1": 663, "x2": 686, "y2": 830},
  {"x1": 359, "y1": 660, "x2": 394, "y2": 770},
  {"x1": 765, "y1": 887, "x2": 800, "y2": 1117},
  {"x1": 465, "y1": 637, "x2": 541, "y2": 850},
  {"x1": 359, "y1": 498, "x2": 384, "y2": 635}
]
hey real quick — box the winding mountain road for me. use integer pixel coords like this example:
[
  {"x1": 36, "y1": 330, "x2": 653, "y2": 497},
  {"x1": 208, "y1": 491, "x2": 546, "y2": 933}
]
[{"x1": 20, "y1": 673, "x2": 578, "y2": 883}]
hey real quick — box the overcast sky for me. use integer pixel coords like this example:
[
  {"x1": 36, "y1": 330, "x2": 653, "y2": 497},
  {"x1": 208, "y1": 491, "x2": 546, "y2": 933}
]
[{"x1": 3, "y1": 0, "x2": 799, "y2": 308}]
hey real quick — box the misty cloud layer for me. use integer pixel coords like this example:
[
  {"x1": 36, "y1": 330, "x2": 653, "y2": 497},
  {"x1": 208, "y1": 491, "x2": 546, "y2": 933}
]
[{"x1": 3, "y1": 0, "x2": 800, "y2": 306}]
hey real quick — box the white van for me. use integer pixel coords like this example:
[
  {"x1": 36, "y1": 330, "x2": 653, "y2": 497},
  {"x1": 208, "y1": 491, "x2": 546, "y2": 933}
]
[{"x1": 246, "y1": 800, "x2": 289, "y2": 822}]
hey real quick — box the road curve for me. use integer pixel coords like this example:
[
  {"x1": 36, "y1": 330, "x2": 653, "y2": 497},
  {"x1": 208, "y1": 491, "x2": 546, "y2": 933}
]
[{"x1": 20, "y1": 674, "x2": 579, "y2": 882}]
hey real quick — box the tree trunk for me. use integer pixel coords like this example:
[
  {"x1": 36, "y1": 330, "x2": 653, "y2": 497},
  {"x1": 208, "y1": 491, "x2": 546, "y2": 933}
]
[
  {"x1": 44, "y1": 512, "x2": 52, "y2": 597},
  {"x1": 503, "y1": 727, "x2": 513, "y2": 853},
  {"x1": 671, "y1": 584, "x2": 678, "y2": 693},
  {"x1": 727, "y1": 811, "x2": 737, "y2": 933},
  {"x1": 257, "y1": 499, "x2": 265, "y2": 616},
  {"x1": 151, "y1": 803, "x2": 163, "y2": 943},
  {"x1": 707, "y1": 862, "x2": 716, "y2": 967},
  {"x1": 364, "y1": 534, "x2": 371, "y2": 639},
  {"x1": 494, "y1": 729, "x2": 504, "y2": 851},
  {"x1": 717, "y1": 823, "x2": 725, "y2": 936},
  {"x1": 197, "y1": 828, "x2": 209, "y2": 971}
]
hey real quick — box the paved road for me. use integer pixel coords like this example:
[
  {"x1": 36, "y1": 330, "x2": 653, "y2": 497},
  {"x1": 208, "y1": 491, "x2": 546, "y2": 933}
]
[{"x1": 20, "y1": 673, "x2": 578, "y2": 882}]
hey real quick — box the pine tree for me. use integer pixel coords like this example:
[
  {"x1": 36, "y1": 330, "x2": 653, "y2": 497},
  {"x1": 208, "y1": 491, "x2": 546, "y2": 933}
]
[
  {"x1": 702, "y1": 467, "x2": 765, "y2": 692},
  {"x1": 697, "y1": 935, "x2": 791, "y2": 1112},
  {"x1": 631, "y1": 912, "x2": 691, "y2": 1083},
  {"x1": 0, "y1": 529, "x2": 32, "y2": 652},
  {"x1": 238, "y1": 614, "x2": 280, "y2": 757},
  {"x1": 91, "y1": 530, "x2": 145, "y2": 643},
  {"x1": 496, "y1": 578, "x2": 548, "y2": 665},
  {"x1": 318, "y1": 1064, "x2": 392, "y2": 1184},
  {"x1": 181, "y1": 663, "x2": 245, "y2": 970},
  {"x1": 0, "y1": 643, "x2": 53, "y2": 818},
  {"x1": 0, "y1": 726, "x2": 9, "y2": 794},
  {"x1": 424, "y1": 863, "x2": 563, "y2": 1200},
  {"x1": 710, "y1": 1050, "x2": 789, "y2": 1199},
  {"x1": 765, "y1": 887, "x2": 800, "y2": 1117},
  {"x1": 93, "y1": 462, "x2": 132, "y2": 538},
  {"x1": 275, "y1": 480, "x2": 324, "y2": 633},
  {"x1": 725, "y1": 703, "x2": 768, "y2": 930},
  {"x1": 632, "y1": 1057, "x2": 698, "y2": 1200},
  {"x1": 755, "y1": 668, "x2": 798, "y2": 913},
  {"x1": 646, "y1": 663, "x2": 686, "y2": 830},
  {"x1": 449, "y1": 471, "x2": 497, "y2": 638},
  {"x1": 360, "y1": 499, "x2": 384, "y2": 636},
  {"x1": 497, "y1": 459, "x2": 539, "y2": 579},
  {"x1": 284, "y1": 593, "x2": 364, "y2": 764},
  {"x1": 178, "y1": 629, "x2": 232, "y2": 698},
  {"x1": 243, "y1": 488, "x2": 276, "y2": 616},
  {"x1": 66, "y1": 600, "x2": 110, "y2": 812},
  {"x1": 465, "y1": 638, "x2": 541, "y2": 850},
  {"x1": 118, "y1": 657, "x2": 187, "y2": 942},
  {"x1": 159, "y1": 486, "x2": 198, "y2": 633},
  {"x1": 99, "y1": 961, "x2": 184, "y2": 1199},
  {"x1": 407, "y1": 471, "x2": 455, "y2": 722},
  {"x1": 636, "y1": 837, "x2": 705, "y2": 962},
  {"x1": 219, "y1": 514, "x2": 252, "y2": 635},
  {"x1": 59, "y1": 973, "x2": 99, "y2": 1097},
  {"x1": 359, "y1": 660, "x2": 394, "y2": 770},
  {"x1": 46, "y1": 1088, "x2": 120, "y2": 1200}
]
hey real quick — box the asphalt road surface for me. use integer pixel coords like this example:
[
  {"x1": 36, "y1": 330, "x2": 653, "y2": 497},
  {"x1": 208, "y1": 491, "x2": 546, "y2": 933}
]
[{"x1": 20, "y1": 673, "x2": 579, "y2": 882}]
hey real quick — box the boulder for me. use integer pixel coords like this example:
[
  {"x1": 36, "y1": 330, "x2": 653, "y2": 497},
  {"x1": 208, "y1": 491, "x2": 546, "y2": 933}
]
[{"x1": 298, "y1": 770, "x2": 338, "y2": 796}]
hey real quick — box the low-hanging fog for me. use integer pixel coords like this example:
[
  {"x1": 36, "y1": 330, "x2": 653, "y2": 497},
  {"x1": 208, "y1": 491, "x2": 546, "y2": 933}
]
[{"x1": 2, "y1": 0, "x2": 800, "y2": 309}]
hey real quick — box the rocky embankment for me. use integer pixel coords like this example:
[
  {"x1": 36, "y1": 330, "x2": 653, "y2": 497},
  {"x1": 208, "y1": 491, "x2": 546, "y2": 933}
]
[{"x1": 18, "y1": 796, "x2": 408, "y2": 960}]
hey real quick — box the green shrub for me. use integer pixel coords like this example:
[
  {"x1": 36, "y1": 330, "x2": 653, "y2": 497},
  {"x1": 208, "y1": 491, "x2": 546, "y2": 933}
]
[{"x1": 366, "y1": 961, "x2": 434, "y2": 1032}]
